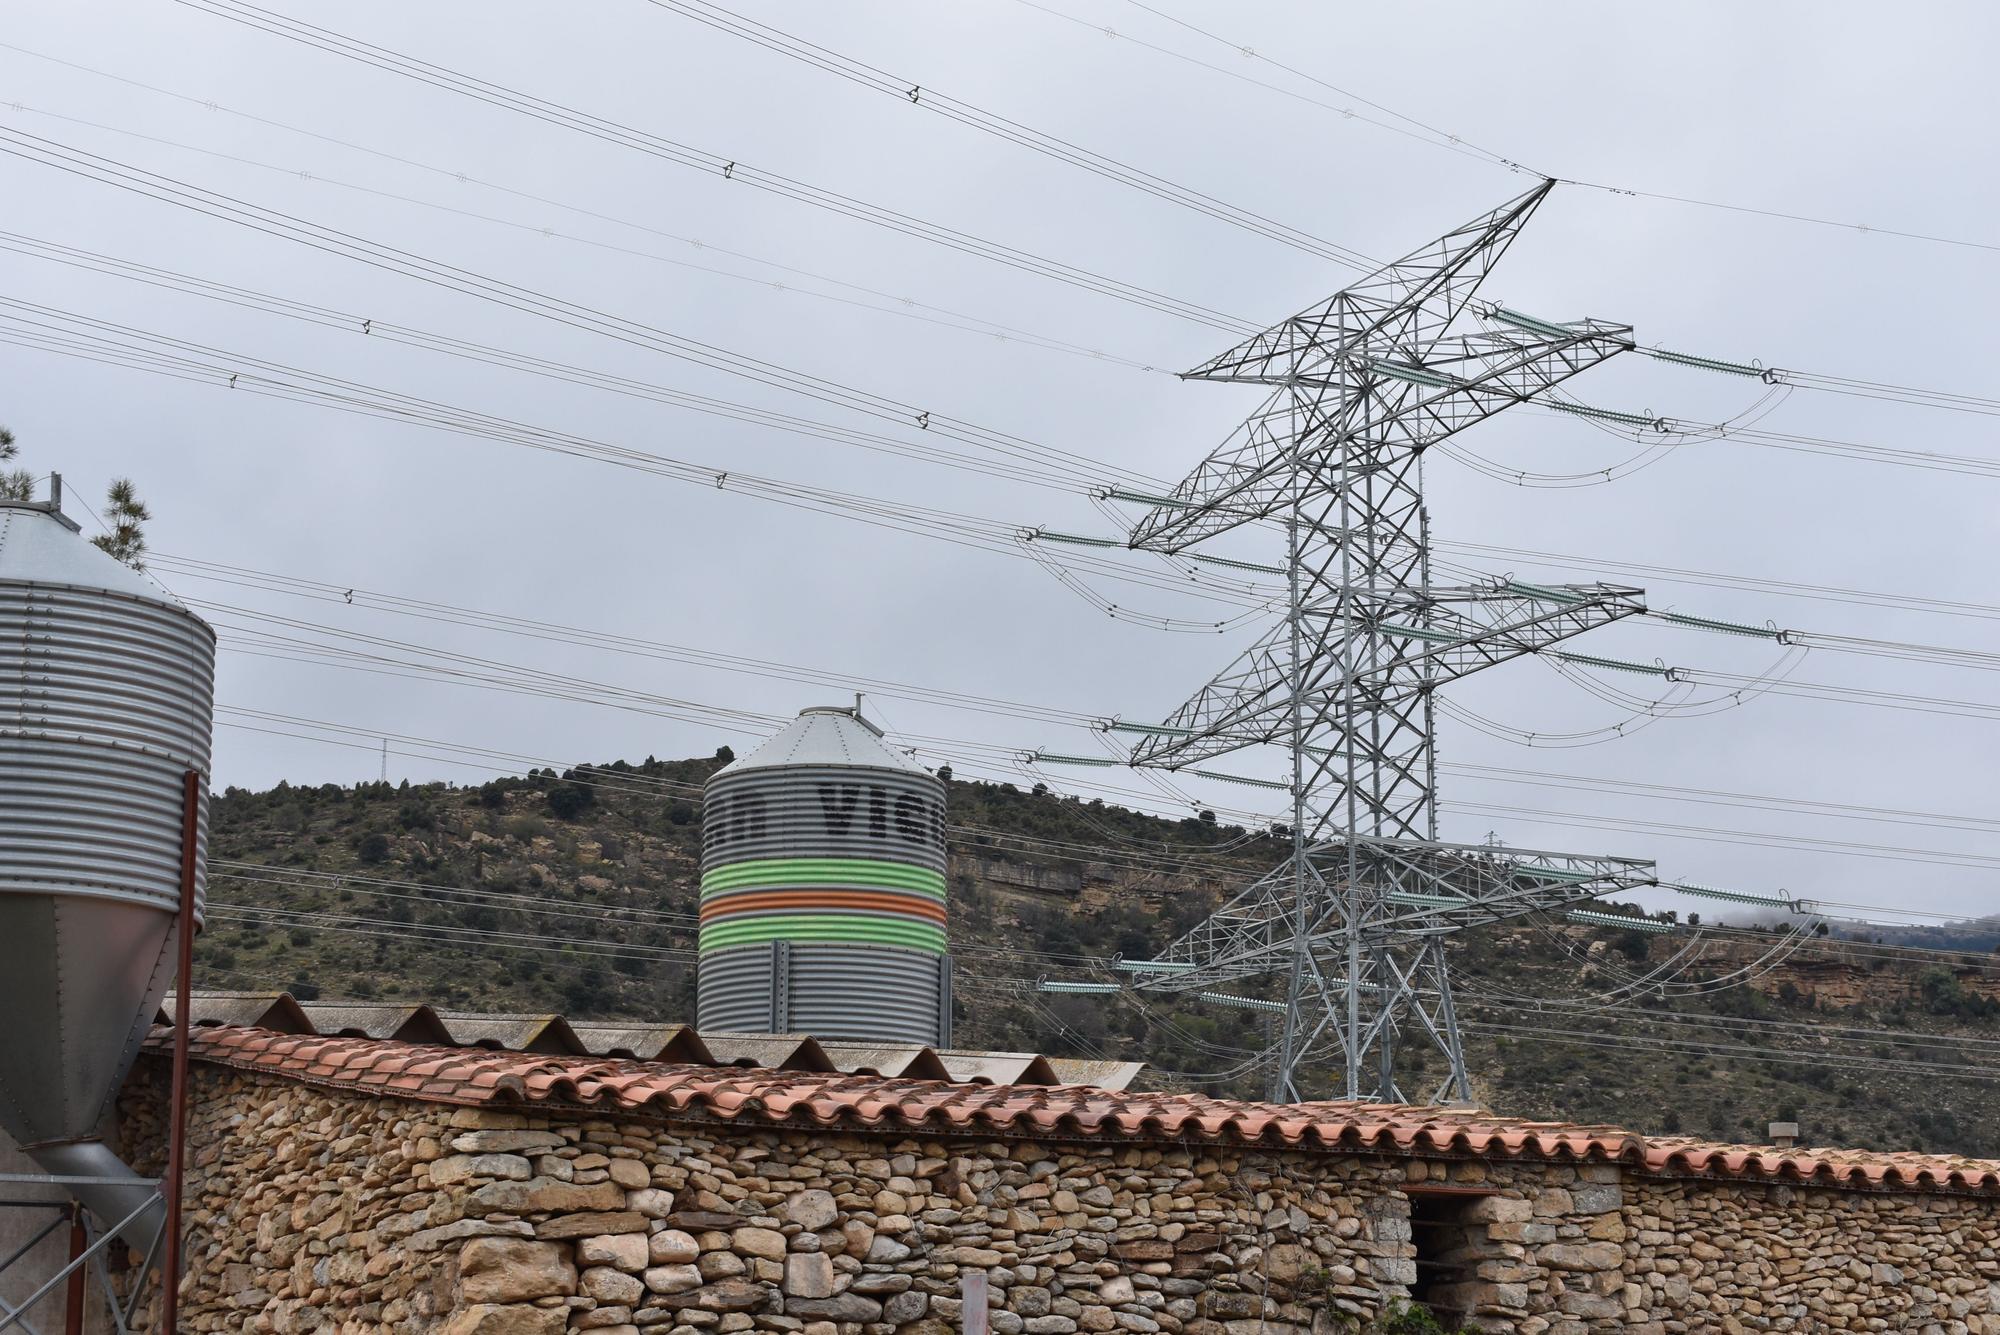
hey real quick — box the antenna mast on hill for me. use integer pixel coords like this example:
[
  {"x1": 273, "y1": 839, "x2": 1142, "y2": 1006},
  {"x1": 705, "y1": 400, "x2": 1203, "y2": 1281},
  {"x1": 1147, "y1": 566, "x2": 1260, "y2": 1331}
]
[{"x1": 1109, "y1": 181, "x2": 1659, "y2": 1102}]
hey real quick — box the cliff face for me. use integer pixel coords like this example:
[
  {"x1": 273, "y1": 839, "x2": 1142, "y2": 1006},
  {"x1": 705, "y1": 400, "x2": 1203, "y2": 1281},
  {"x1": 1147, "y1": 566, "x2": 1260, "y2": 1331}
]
[{"x1": 202, "y1": 758, "x2": 2000, "y2": 1158}]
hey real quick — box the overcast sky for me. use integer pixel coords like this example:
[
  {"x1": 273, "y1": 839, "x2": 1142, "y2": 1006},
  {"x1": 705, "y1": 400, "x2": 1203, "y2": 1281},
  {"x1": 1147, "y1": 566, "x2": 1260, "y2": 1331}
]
[{"x1": 4, "y1": 1, "x2": 1997, "y2": 924}]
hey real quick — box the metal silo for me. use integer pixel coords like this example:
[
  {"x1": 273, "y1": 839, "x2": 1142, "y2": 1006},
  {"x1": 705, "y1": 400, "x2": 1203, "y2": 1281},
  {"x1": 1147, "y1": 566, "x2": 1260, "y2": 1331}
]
[
  {"x1": 0, "y1": 488, "x2": 214, "y2": 1247},
  {"x1": 698, "y1": 706, "x2": 950, "y2": 1045}
]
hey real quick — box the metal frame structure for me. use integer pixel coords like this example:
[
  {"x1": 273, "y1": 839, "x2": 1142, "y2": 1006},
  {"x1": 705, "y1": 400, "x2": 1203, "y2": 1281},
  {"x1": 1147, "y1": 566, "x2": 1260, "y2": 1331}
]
[
  {"x1": 1116, "y1": 181, "x2": 1657, "y2": 1102},
  {"x1": 0, "y1": 1189, "x2": 163, "y2": 1335}
]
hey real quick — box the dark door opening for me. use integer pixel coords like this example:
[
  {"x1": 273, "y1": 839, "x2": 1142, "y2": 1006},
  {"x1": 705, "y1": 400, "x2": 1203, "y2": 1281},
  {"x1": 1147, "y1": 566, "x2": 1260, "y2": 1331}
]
[{"x1": 1406, "y1": 1191, "x2": 1489, "y2": 1327}]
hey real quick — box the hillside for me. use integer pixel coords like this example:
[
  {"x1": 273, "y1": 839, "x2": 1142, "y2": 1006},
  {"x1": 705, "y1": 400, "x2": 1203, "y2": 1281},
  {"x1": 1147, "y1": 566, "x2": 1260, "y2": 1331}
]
[{"x1": 203, "y1": 755, "x2": 2000, "y2": 1159}]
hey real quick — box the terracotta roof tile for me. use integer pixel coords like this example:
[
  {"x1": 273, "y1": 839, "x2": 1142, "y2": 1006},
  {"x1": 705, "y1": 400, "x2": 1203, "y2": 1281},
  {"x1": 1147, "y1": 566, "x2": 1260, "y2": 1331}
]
[{"x1": 146, "y1": 1025, "x2": 2000, "y2": 1197}]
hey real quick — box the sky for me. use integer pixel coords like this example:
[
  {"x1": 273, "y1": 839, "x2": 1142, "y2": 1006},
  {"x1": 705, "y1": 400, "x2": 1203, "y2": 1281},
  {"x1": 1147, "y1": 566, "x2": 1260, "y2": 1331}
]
[{"x1": 3, "y1": 1, "x2": 1997, "y2": 925}]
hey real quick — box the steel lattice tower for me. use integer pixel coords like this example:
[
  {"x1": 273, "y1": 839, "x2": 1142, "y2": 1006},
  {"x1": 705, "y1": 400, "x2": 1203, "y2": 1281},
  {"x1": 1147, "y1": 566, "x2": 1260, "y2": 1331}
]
[{"x1": 1117, "y1": 181, "x2": 1657, "y2": 1102}]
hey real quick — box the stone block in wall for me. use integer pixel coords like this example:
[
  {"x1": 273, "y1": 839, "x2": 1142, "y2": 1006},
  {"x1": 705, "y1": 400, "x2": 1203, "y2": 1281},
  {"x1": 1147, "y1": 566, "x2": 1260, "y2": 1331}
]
[
  {"x1": 433, "y1": 1153, "x2": 535, "y2": 1185},
  {"x1": 439, "y1": 1302, "x2": 567, "y2": 1334},
  {"x1": 467, "y1": 1177, "x2": 626, "y2": 1216},
  {"x1": 1485, "y1": 1221, "x2": 1555, "y2": 1245},
  {"x1": 734, "y1": 1226, "x2": 788, "y2": 1260},
  {"x1": 785, "y1": 1293, "x2": 885, "y2": 1322},
  {"x1": 1568, "y1": 1184, "x2": 1622, "y2": 1215},
  {"x1": 849, "y1": 1272, "x2": 912, "y2": 1297},
  {"x1": 538, "y1": 1211, "x2": 650, "y2": 1239},
  {"x1": 652, "y1": 1230, "x2": 702, "y2": 1264},
  {"x1": 583, "y1": 1266, "x2": 647, "y2": 1304},
  {"x1": 1557, "y1": 1289, "x2": 1624, "y2": 1320},
  {"x1": 884, "y1": 1290, "x2": 930, "y2": 1323},
  {"x1": 696, "y1": 1278, "x2": 775, "y2": 1311},
  {"x1": 664, "y1": 1210, "x2": 743, "y2": 1231},
  {"x1": 1460, "y1": 1196, "x2": 1531, "y2": 1225},
  {"x1": 629, "y1": 1187, "x2": 677, "y2": 1217},
  {"x1": 783, "y1": 1253, "x2": 837, "y2": 1298},
  {"x1": 581, "y1": 1234, "x2": 652, "y2": 1271},
  {"x1": 783, "y1": 1190, "x2": 839, "y2": 1232},
  {"x1": 407, "y1": 1218, "x2": 537, "y2": 1252},
  {"x1": 1111, "y1": 1241, "x2": 1175, "y2": 1262},
  {"x1": 1198, "y1": 1293, "x2": 1261, "y2": 1321},
  {"x1": 1530, "y1": 1189, "x2": 1572, "y2": 1217},
  {"x1": 1539, "y1": 1243, "x2": 1622, "y2": 1272},
  {"x1": 644, "y1": 1264, "x2": 703, "y2": 1295},
  {"x1": 458, "y1": 1238, "x2": 578, "y2": 1304},
  {"x1": 451, "y1": 1130, "x2": 567, "y2": 1154}
]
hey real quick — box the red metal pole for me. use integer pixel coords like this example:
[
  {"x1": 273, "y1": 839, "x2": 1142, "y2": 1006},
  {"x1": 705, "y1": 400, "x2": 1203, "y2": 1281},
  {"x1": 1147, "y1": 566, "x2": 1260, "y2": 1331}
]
[
  {"x1": 159, "y1": 769, "x2": 200, "y2": 1333},
  {"x1": 64, "y1": 1203, "x2": 86, "y2": 1335}
]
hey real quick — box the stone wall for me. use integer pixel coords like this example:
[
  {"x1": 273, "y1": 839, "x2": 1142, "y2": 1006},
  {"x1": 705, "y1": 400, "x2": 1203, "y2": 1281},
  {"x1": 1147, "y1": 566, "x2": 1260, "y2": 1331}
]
[
  {"x1": 110, "y1": 1060, "x2": 2000, "y2": 1335},
  {"x1": 1621, "y1": 1178, "x2": 2000, "y2": 1333}
]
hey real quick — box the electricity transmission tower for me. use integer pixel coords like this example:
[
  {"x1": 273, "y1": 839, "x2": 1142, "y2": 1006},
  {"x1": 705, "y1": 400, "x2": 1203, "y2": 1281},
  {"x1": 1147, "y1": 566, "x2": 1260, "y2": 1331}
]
[{"x1": 1113, "y1": 181, "x2": 1657, "y2": 1103}]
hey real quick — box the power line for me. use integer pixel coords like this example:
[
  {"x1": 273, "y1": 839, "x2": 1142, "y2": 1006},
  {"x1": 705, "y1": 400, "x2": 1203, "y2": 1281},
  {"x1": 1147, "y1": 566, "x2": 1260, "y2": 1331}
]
[
  {"x1": 13, "y1": 125, "x2": 1999, "y2": 575},
  {"x1": 1448, "y1": 762, "x2": 2000, "y2": 840},
  {"x1": 0, "y1": 299, "x2": 1272, "y2": 618},
  {"x1": 27, "y1": 39, "x2": 2000, "y2": 446},
  {"x1": 0, "y1": 81, "x2": 1157, "y2": 373},
  {"x1": 1446, "y1": 799, "x2": 2000, "y2": 875},
  {"x1": 164, "y1": 0, "x2": 1259, "y2": 333},
  {"x1": 643, "y1": 0, "x2": 1377, "y2": 270},
  {"x1": 35, "y1": 36, "x2": 2000, "y2": 435},
  {"x1": 1444, "y1": 539, "x2": 2000, "y2": 628},
  {"x1": 0, "y1": 129, "x2": 1168, "y2": 492},
  {"x1": 1004, "y1": 0, "x2": 1527, "y2": 175},
  {"x1": 1, "y1": 231, "x2": 1133, "y2": 496},
  {"x1": 1082, "y1": 0, "x2": 2000, "y2": 257},
  {"x1": 36, "y1": 277, "x2": 2000, "y2": 662},
  {"x1": 166, "y1": 551, "x2": 2000, "y2": 890}
]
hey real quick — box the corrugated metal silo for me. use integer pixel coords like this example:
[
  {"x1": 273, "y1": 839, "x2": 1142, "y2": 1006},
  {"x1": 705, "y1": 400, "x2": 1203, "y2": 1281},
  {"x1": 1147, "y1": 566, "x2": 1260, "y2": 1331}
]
[
  {"x1": 697, "y1": 706, "x2": 950, "y2": 1044},
  {"x1": 0, "y1": 491, "x2": 214, "y2": 1245}
]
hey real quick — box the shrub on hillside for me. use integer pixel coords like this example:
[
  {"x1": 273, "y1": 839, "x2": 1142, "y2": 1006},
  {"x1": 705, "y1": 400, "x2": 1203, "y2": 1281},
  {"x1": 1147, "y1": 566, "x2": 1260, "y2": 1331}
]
[{"x1": 546, "y1": 782, "x2": 595, "y2": 821}]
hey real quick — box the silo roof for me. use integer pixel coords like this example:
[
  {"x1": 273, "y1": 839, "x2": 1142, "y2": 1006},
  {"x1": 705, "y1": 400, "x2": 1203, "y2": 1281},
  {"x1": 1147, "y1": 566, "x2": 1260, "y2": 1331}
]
[
  {"x1": 0, "y1": 498, "x2": 193, "y2": 613},
  {"x1": 717, "y1": 706, "x2": 932, "y2": 777}
]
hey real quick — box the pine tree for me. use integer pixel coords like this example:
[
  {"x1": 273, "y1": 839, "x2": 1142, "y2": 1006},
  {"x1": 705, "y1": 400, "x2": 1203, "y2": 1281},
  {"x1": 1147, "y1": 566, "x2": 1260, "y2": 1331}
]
[
  {"x1": 90, "y1": 477, "x2": 151, "y2": 569},
  {"x1": 0, "y1": 425, "x2": 31, "y2": 502}
]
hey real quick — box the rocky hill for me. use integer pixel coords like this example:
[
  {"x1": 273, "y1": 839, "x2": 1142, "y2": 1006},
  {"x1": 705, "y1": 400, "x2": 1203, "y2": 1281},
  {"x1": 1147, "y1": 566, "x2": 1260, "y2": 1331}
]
[{"x1": 202, "y1": 755, "x2": 2000, "y2": 1159}]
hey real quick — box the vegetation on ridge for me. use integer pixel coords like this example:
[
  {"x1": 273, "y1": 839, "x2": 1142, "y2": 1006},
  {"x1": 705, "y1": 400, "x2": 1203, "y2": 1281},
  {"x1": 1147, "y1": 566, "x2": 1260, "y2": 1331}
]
[{"x1": 202, "y1": 754, "x2": 2000, "y2": 1159}]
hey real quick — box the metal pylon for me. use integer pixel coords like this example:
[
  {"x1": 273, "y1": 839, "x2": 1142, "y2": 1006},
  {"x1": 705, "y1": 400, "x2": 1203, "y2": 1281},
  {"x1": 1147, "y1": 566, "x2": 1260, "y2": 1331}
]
[{"x1": 1118, "y1": 181, "x2": 1656, "y2": 1102}]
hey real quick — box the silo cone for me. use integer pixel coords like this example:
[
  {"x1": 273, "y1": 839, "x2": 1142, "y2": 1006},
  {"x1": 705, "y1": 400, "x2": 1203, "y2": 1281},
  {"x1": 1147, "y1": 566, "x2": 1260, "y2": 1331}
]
[
  {"x1": 698, "y1": 706, "x2": 951, "y2": 1044},
  {"x1": 0, "y1": 492, "x2": 214, "y2": 1250}
]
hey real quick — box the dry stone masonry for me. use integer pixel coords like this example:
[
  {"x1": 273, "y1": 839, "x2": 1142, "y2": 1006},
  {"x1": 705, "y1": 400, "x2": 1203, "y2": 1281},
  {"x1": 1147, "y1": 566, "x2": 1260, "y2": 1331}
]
[{"x1": 114, "y1": 1055, "x2": 2000, "y2": 1334}]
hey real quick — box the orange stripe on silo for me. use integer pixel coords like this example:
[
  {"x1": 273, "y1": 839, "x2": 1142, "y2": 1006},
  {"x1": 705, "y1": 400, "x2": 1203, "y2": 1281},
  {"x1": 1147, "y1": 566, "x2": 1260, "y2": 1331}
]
[{"x1": 698, "y1": 889, "x2": 949, "y2": 924}]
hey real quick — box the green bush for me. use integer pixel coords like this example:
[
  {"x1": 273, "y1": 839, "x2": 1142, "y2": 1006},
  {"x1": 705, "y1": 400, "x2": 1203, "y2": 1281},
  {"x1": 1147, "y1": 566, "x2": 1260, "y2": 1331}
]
[{"x1": 546, "y1": 783, "x2": 595, "y2": 821}]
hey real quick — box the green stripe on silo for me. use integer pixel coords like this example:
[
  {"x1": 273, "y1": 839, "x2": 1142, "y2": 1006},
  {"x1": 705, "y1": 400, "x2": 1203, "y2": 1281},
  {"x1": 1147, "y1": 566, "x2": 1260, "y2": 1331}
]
[
  {"x1": 699, "y1": 857, "x2": 947, "y2": 899},
  {"x1": 697, "y1": 913, "x2": 948, "y2": 954}
]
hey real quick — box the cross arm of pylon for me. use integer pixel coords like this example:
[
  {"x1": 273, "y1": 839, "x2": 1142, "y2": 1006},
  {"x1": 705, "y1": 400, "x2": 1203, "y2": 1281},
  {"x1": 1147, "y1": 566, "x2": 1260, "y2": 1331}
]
[
  {"x1": 1113, "y1": 856, "x2": 1339, "y2": 989},
  {"x1": 1179, "y1": 181, "x2": 1559, "y2": 386},
  {"x1": 1342, "y1": 838, "x2": 1657, "y2": 937},
  {"x1": 1126, "y1": 583, "x2": 1646, "y2": 768},
  {"x1": 1116, "y1": 836, "x2": 1652, "y2": 995},
  {"x1": 1345, "y1": 582, "x2": 1648, "y2": 691},
  {"x1": 1127, "y1": 318, "x2": 1633, "y2": 553}
]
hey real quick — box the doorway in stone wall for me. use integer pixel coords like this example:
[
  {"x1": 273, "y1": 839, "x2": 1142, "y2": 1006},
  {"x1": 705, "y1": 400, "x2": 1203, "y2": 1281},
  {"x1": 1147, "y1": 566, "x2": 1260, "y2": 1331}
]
[{"x1": 1405, "y1": 1190, "x2": 1491, "y2": 1327}]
